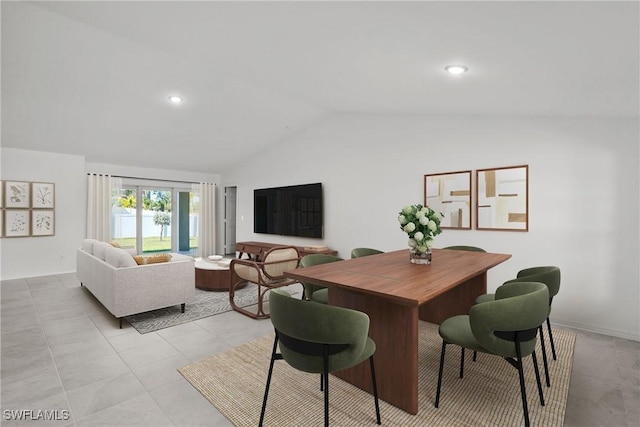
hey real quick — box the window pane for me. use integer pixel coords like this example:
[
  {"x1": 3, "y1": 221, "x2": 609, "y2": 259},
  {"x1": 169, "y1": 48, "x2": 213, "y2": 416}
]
[
  {"x1": 177, "y1": 191, "x2": 198, "y2": 255},
  {"x1": 112, "y1": 187, "x2": 137, "y2": 251},
  {"x1": 142, "y1": 189, "x2": 172, "y2": 254}
]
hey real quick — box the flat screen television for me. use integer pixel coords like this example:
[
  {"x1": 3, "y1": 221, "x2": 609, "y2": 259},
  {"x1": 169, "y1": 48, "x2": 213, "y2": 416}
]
[{"x1": 254, "y1": 183, "x2": 323, "y2": 238}]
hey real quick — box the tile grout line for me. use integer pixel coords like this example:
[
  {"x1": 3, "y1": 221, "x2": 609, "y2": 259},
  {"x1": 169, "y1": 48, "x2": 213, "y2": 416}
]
[{"x1": 27, "y1": 277, "x2": 79, "y2": 426}]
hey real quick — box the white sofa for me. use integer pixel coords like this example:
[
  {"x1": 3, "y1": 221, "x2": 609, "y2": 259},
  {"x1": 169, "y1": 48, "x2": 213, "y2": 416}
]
[{"x1": 77, "y1": 239, "x2": 195, "y2": 328}]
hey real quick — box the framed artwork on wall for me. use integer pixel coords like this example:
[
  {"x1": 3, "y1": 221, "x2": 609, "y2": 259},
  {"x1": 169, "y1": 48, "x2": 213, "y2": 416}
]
[
  {"x1": 424, "y1": 170, "x2": 472, "y2": 229},
  {"x1": 476, "y1": 165, "x2": 529, "y2": 231},
  {"x1": 0, "y1": 181, "x2": 3, "y2": 208},
  {"x1": 32, "y1": 182, "x2": 55, "y2": 209},
  {"x1": 0, "y1": 210, "x2": 3, "y2": 238},
  {"x1": 4, "y1": 181, "x2": 30, "y2": 208},
  {"x1": 5, "y1": 209, "x2": 30, "y2": 237},
  {"x1": 32, "y1": 210, "x2": 55, "y2": 236}
]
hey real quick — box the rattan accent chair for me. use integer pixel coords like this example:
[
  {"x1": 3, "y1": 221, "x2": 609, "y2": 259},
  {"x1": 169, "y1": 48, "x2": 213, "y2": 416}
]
[{"x1": 229, "y1": 246, "x2": 300, "y2": 319}]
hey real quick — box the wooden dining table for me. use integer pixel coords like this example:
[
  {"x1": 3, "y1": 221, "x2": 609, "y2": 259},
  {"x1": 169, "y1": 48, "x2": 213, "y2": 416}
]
[{"x1": 284, "y1": 248, "x2": 511, "y2": 414}]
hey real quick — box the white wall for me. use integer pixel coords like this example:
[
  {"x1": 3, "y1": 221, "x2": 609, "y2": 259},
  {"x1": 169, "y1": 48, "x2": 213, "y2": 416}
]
[
  {"x1": 1, "y1": 148, "x2": 86, "y2": 279},
  {"x1": 85, "y1": 162, "x2": 220, "y2": 186},
  {"x1": 222, "y1": 114, "x2": 640, "y2": 341}
]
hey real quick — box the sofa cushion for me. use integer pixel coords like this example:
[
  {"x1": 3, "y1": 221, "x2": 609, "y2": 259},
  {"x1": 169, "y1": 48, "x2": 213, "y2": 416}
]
[
  {"x1": 133, "y1": 253, "x2": 173, "y2": 265},
  {"x1": 124, "y1": 247, "x2": 137, "y2": 256},
  {"x1": 93, "y1": 241, "x2": 112, "y2": 260},
  {"x1": 104, "y1": 246, "x2": 138, "y2": 268},
  {"x1": 82, "y1": 238, "x2": 98, "y2": 254}
]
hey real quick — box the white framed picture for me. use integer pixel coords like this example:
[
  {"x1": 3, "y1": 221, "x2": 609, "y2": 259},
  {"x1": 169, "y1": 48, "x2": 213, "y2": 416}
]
[
  {"x1": 424, "y1": 170, "x2": 472, "y2": 229},
  {"x1": 0, "y1": 181, "x2": 3, "y2": 208},
  {"x1": 4, "y1": 181, "x2": 30, "y2": 208},
  {"x1": 476, "y1": 165, "x2": 529, "y2": 231},
  {"x1": 5, "y1": 209, "x2": 30, "y2": 237},
  {"x1": 0, "y1": 210, "x2": 3, "y2": 238},
  {"x1": 32, "y1": 182, "x2": 55, "y2": 209},
  {"x1": 32, "y1": 210, "x2": 55, "y2": 236}
]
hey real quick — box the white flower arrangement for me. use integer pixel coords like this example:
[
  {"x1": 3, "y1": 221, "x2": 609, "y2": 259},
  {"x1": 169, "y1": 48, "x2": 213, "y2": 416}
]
[{"x1": 398, "y1": 204, "x2": 443, "y2": 254}]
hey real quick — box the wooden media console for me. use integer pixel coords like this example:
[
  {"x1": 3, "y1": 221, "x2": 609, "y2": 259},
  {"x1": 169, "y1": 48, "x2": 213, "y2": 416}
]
[{"x1": 235, "y1": 241, "x2": 337, "y2": 260}]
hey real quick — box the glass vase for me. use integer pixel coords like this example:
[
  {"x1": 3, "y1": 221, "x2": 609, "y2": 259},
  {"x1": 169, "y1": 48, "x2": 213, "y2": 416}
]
[{"x1": 409, "y1": 248, "x2": 432, "y2": 264}]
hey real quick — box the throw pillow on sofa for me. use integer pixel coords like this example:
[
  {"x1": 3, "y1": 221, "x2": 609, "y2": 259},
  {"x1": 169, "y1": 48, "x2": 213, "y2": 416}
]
[
  {"x1": 133, "y1": 254, "x2": 173, "y2": 265},
  {"x1": 104, "y1": 246, "x2": 138, "y2": 268}
]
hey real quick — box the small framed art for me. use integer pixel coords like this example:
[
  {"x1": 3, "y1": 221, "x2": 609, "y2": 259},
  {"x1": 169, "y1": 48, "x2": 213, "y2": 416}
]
[
  {"x1": 5, "y1": 209, "x2": 30, "y2": 237},
  {"x1": 424, "y1": 170, "x2": 472, "y2": 229},
  {"x1": 32, "y1": 182, "x2": 55, "y2": 209},
  {"x1": 32, "y1": 210, "x2": 55, "y2": 236},
  {"x1": 476, "y1": 165, "x2": 529, "y2": 231},
  {"x1": 4, "y1": 181, "x2": 30, "y2": 208}
]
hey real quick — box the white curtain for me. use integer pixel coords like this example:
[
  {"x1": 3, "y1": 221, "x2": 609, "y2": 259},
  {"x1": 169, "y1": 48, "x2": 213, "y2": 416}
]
[
  {"x1": 194, "y1": 182, "x2": 216, "y2": 257},
  {"x1": 86, "y1": 174, "x2": 121, "y2": 241}
]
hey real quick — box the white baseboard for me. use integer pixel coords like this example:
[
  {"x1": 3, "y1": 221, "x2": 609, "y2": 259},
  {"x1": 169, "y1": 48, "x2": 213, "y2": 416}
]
[{"x1": 552, "y1": 320, "x2": 640, "y2": 342}]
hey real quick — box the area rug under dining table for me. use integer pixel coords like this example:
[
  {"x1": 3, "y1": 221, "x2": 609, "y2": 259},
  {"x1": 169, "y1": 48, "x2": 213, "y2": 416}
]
[{"x1": 178, "y1": 321, "x2": 575, "y2": 426}]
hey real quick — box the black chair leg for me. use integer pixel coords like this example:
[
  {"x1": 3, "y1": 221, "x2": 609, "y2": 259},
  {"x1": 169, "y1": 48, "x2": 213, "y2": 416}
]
[
  {"x1": 435, "y1": 340, "x2": 447, "y2": 408},
  {"x1": 531, "y1": 350, "x2": 545, "y2": 406},
  {"x1": 369, "y1": 356, "x2": 381, "y2": 424},
  {"x1": 473, "y1": 350, "x2": 477, "y2": 362},
  {"x1": 459, "y1": 347, "x2": 465, "y2": 378},
  {"x1": 547, "y1": 317, "x2": 557, "y2": 360},
  {"x1": 323, "y1": 350, "x2": 329, "y2": 427},
  {"x1": 515, "y1": 344, "x2": 531, "y2": 427},
  {"x1": 539, "y1": 325, "x2": 551, "y2": 387},
  {"x1": 259, "y1": 336, "x2": 279, "y2": 427}
]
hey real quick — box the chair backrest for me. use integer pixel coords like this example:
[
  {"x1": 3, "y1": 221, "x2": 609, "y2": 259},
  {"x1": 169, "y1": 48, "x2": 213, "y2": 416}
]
[
  {"x1": 300, "y1": 254, "x2": 343, "y2": 268},
  {"x1": 350, "y1": 247, "x2": 384, "y2": 258},
  {"x1": 300, "y1": 254, "x2": 343, "y2": 298},
  {"x1": 508, "y1": 266, "x2": 561, "y2": 299},
  {"x1": 469, "y1": 281, "x2": 549, "y2": 358},
  {"x1": 269, "y1": 289, "x2": 370, "y2": 373},
  {"x1": 262, "y1": 246, "x2": 300, "y2": 278},
  {"x1": 442, "y1": 245, "x2": 487, "y2": 252}
]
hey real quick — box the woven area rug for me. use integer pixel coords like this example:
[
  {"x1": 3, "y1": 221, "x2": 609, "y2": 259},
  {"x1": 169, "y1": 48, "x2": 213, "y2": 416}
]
[
  {"x1": 125, "y1": 286, "x2": 259, "y2": 334},
  {"x1": 179, "y1": 321, "x2": 575, "y2": 426}
]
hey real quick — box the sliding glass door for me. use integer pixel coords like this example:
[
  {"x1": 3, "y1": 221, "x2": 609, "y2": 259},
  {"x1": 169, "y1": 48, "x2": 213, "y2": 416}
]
[
  {"x1": 142, "y1": 188, "x2": 172, "y2": 253},
  {"x1": 111, "y1": 187, "x2": 138, "y2": 251},
  {"x1": 111, "y1": 182, "x2": 198, "y2": 255}
]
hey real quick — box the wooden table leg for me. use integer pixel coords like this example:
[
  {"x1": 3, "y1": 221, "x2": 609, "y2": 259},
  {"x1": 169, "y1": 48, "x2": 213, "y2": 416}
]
[
  {"x1": 419, "y1": 273, "x2": 487, "y2": 323},
  {"x1": 329, "y1": 287, "x2": 419, "y2": 415}
]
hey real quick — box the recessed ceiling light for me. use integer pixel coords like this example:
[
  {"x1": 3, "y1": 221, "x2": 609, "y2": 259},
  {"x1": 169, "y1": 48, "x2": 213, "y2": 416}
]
[
  {"x1": 445, "y1": 65, "x2": 468, "y2": 75},
  {"x1": 169, "y1": 95, "x2": 183, "y2": 104}
]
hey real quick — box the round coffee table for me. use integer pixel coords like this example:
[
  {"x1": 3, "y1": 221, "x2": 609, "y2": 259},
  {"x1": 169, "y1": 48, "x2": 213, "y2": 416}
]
[{"x1": 195, "y1": 259, "x2": 233, "y2": 291}]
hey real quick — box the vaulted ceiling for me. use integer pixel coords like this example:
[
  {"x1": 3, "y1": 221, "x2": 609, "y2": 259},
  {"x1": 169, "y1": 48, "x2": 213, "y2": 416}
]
[{"x1": 2, "y1": 1, "x2": 638, "y2": 174}]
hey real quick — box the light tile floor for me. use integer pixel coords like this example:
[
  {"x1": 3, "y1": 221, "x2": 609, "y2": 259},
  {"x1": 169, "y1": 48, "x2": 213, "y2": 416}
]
[{"x1": 1, "y1": 273, "x2": 638, "y2": 426}]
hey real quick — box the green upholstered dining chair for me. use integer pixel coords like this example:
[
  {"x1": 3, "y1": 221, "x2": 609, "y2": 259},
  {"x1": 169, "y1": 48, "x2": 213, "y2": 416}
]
[
  {"x1": 350, "y1": 247, "x2": 384, "y2": 258},
  {"x1": 475, "y1": 266, "x2": 561, "y2": 387},
  {"x1": 442, "y1": 245, "x2": 487, "y2": 252},
  {"x1": 299, "y1": 254, "x2": 343, "y2": 304},
  {"x1": 435, "y1": 281, "x2": 549, "y2": 427},
  {"x1": 259, "y1": 289, "x2": 381, "y2": 427}
]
